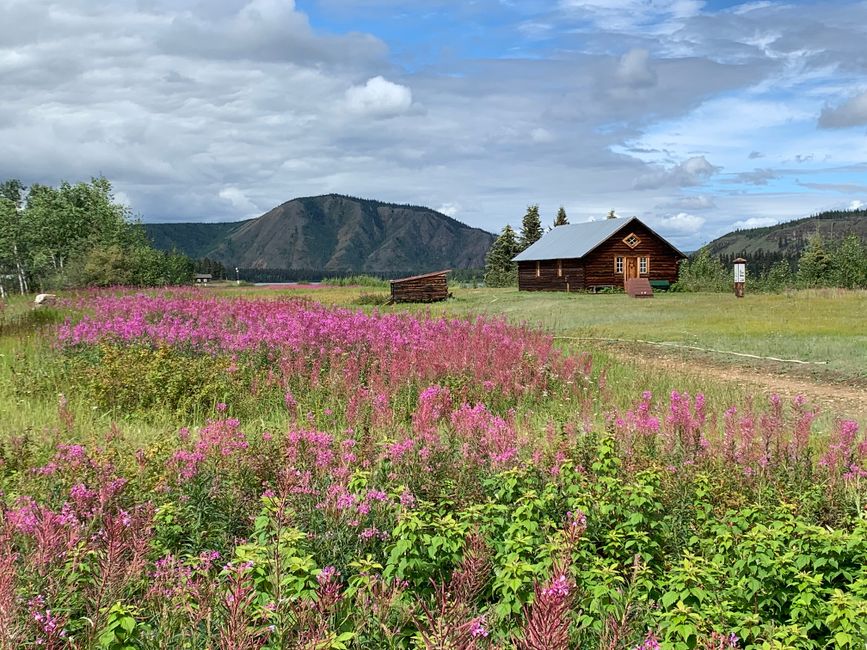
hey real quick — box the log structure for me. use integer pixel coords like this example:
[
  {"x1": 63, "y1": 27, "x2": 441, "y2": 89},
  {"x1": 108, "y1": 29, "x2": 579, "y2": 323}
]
[
  {"x1": 513, "y1": 217, "x2": 685, "y2": 292},
  {"x1": 390, "y1": 270, "x2": 451, "y2": 303}
]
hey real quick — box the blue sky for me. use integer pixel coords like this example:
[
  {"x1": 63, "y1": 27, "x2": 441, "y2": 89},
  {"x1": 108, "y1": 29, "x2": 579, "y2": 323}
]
[{"x1": 1, "y1": 0, "x2": 866, "y2": 248}]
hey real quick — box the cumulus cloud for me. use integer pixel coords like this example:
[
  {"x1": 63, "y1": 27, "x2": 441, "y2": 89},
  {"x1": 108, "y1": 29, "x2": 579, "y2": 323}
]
[
  {"x1": 633, "y1": 156, "x2": 720, "y2": 190},
  {"x1": 616, "y1": 49, "x2": 657, "y2": 89},
  {"x1": 437, "y1": 202, "x2": 460, "y2": 217},
  {"x1": 652, "y1": 212, "x2": 706, "y2": 234},
  {"x1": 160, "y1": 0, "x2": 387, "y2": 65},
  {"x1": 219, "y1": 187, "x2": 260, "y2": 215},
  {"x1": 818, "y1": 91, "x2": 867, "y2": 128},
  {"x1": 731, "y1": 217, "x2": 780, "y2": 230},
  {"x1": 345, "y1": 76, "x2": 413, "y2": 117},
  {"x1": 1, "y1": 0, "x2": 866, "y2": 250}
]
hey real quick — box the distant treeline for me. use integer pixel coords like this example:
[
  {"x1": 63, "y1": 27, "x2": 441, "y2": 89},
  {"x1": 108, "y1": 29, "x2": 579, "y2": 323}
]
[
  {"x1": 678, "y1": 234, "x2": 867, "y2": 292},
  {"x1": 235, "y1": 268, "x2": 485, "y2": 284}
]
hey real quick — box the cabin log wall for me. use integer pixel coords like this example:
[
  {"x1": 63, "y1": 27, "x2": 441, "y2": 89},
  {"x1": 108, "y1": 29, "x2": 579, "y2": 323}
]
[
  {"x1": 517, "y1": 259, "x2": 585, "y2": 291},
  {"x1": 583, "y1": 221, "x2": 680, "y2": 287},
  {"x1": 516, "y1": 221, "x2": 683, "y2": 292},
  {"x1": 391, "y1": 271, "x2": 450, "y2": 303}
]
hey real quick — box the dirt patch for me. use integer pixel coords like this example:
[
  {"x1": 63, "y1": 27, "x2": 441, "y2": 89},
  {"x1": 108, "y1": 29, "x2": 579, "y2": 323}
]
[{"x1": 608, "y1": 343, "x2": 867, "y2": 421}]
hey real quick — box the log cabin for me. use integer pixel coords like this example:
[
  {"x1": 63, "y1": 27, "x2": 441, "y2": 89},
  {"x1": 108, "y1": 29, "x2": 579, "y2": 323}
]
[
  {"x1": 390, "y1": 270, "x2": 450, "y2": 303},
  {"x1": 512, "y1": 217, "x2": 686, "y2": 292}
]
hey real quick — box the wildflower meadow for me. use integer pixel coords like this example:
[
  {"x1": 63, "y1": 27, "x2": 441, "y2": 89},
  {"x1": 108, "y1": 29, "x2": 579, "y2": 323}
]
[{"x1": 2, "y1": 289, "x2": 867, "y2": 649}]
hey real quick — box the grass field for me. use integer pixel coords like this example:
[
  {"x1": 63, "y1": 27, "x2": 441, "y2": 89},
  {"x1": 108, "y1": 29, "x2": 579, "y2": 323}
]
[
  {"x1": 2, "y1": 286, "x2": 867, "y2": 648},
  {"x1": 263, "y1": 286, "x2": 867, "y2": 379},
  {"x1": 220, "y1": 285, "x2": 867, "y2": 420}
]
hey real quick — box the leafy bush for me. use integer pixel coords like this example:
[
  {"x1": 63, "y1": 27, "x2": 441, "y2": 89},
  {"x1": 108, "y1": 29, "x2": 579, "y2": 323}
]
[{"x1": 673, "y1": 248, "x2": 730, "y2": 292}]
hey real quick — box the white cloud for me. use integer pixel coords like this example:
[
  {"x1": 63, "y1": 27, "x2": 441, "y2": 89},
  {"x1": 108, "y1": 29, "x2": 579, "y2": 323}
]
[
  {"x1": 653, "y1": 212, "x2": 706, "y2": 234},
  {"x1": 731, "y1": 217, "x2": 780, "y2": 230},
  {"x1": 1, "y1": 0, "x2": 866, "y2": 252},
  {"x1": 616, "y1": 49, "x2": 657, "y2": 89},
  {"x1": 346, "y1": 76, "x2": 412, "y2": 117},
  {"x1": 818, "y1": 91, "x2": 867, "y2": 128},
  {"x1": 437, "y1": 202, "x2": 460, "y2": 217},
  {"x1": 633, "y1": 156, "x2": 720, "y2": 190},
  {"x1": 219, "y1": 187, "x2": 259, "y2": 215},
  {"x1": 849, "y1": 199, "x2": 865, "y2": 210}
]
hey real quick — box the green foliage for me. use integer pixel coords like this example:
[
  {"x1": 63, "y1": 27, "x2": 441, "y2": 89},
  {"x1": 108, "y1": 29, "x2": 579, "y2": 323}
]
[
  {"x1": 797, "y1": 235, "x2": 832, "y2": 288},
  {"x1": 796, "y1": 234, "x2": 867, "y2": 290},
  {"x1": 828, "y1": 235, "x2": 867, "y2": 289},
  {"x1": 673, "y1": 248, "x2": 730, "y2": 292},
  {"x1": 354, "y1": 292, "x2": 391, "y2": 305},
  {"x1": 519, "y1": 204, "x2": 543, "y2": 251},
  {"x1": 322, "y1": 275, "x2": 390, "y2": 288},
  {"x1": 0, "y1": 176, "x2": 195, "y2": 291},
  {"x1": 97, "y1": 603, "x2": 147, "y2": 650},
  {"x1": 553, "y1": 206, "x2": 569, "y2": 227},
  {"x1": 484, "y1": 225, "x2": 519, "y2": 287},
  {"x1": 754, "y1": 259, "x2": 795, "y2": 293}
]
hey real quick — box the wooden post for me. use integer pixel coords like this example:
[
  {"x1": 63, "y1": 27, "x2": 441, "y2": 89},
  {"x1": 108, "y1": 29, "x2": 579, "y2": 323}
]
[{"x1": 733, "y1": 257, "x2": 746, "y2": 298}]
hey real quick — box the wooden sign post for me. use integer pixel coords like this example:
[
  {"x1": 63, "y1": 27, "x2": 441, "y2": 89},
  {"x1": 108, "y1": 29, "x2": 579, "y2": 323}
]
[{"x1": 733, "y1": 257, "x2": 746, "y2": 298}]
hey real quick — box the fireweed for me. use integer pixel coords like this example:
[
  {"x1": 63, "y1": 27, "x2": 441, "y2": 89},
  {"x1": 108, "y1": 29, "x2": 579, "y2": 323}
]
[{"x1": 1, "y1": 290, "x2": 866, "y2": 647}]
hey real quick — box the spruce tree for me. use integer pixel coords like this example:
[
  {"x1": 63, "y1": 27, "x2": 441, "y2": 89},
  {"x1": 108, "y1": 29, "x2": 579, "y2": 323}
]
[
  {"x1": 519, "y1": 205, "x2": 543, "y2": 251},
  {"x1": 829, "y1": 235, "x2": 867, "y2": 289},
  {"x1": 553, "y1": 206, "x2": 569, "y2": 227},
  {"x1": 797, "y1": 234, "x2": 831, "y2": 287},
  {"x1": 606, "y1": 209, "x2": 617, "y2": 219},
  {"x1": 484, "y1": 225, "x2": 519, "y2": 287}
]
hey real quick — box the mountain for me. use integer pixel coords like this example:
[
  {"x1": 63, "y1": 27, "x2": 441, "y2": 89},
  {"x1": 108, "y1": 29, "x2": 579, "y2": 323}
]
[
  {"x1": 704, "y1": 209, "x2": 867, "y2": 272},
  {"x1": 144, "y1": 194, "x2": 495, "y2": 275}
]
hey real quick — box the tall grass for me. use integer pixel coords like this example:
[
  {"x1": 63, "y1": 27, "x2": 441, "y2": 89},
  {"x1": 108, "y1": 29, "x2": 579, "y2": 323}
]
[{"x1": 321, "y1": 274, "x2": 390, "y2": 288}]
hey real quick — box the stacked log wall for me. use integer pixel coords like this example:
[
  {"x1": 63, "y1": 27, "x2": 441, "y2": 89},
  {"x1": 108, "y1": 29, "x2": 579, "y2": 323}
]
[
  {"x1": 583, "y1": 222, "x2": 682, "y2": 287},
  {"x1": 391, "y1": 272, "x2": 449, "y2": 303},
  {"x1": 517, "y1": 260, "x2": 585, "y2": 291}
]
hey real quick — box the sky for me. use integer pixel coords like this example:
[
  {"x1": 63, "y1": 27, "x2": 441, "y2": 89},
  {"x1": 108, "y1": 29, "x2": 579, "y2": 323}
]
[{"x1": 2, "y1": 0, "x2": 867, "y2": 249}]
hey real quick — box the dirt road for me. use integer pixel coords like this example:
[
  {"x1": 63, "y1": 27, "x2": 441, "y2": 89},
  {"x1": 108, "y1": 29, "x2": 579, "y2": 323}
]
[{"x1": 609, "y1": 345, "x2": 867, "y2": 421}]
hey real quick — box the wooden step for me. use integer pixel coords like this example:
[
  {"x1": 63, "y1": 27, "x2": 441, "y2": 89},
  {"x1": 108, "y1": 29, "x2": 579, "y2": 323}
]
[{"x1": 625, "y1": 278, "x2": 653, "y2": 298}]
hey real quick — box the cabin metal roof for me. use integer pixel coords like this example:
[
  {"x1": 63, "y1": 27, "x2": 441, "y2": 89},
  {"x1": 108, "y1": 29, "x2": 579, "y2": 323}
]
[{"x1": 512, "y1": 217, "x2": 685, "y2": 262}]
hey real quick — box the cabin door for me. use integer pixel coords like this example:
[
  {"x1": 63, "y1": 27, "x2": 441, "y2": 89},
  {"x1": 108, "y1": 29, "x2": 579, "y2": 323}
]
[{"x1": 624, "y1": 257, "x2": 639, "y2": 283}]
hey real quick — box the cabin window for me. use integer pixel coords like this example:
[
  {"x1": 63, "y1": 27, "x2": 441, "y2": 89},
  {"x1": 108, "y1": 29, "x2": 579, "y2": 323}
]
[
  {"x1": 623, "y1": 233, "x2": 641, "y2": 248},
  {"x1": 639, "y1": 257, "x2": 649, "y2": 274},
  {"x1": 615, "y1": 256, "x2": 624, "y2": 274},
  {"x1": 536, "y1": 261, "x2": 540, "y2": 277},
  {"x1": 557, "y1": 260, "x2": 563, "y2": 277}
]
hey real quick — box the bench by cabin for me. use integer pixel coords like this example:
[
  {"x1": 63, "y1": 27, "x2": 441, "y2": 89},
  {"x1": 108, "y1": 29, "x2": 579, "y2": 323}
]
[{"x1": 512, "y1": 217, "x2": 685, "y2": 292}]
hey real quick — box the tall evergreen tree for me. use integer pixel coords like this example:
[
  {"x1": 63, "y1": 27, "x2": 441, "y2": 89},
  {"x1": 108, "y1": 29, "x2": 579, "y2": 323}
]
[
  {"x1": 797, "y1": 234, "x2": 831, "y2": 287},
  {"x1": 829, "y1": 235, "x2": 867, "y2": 289},
  {"x1": 553, "y1": 206, "x2": 569, "y2": 227},
  {"x1": 484, "y1": 225, "x2": 519, "y2": 287},
  {"x1": 519, "y1": 204, "x2": 543, "y2": 251}
]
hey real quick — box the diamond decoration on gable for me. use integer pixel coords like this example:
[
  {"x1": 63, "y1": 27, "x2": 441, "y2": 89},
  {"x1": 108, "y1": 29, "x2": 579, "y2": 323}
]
[{"x1": 623, "y1": 233, "x2": 641, "y2": 248}]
